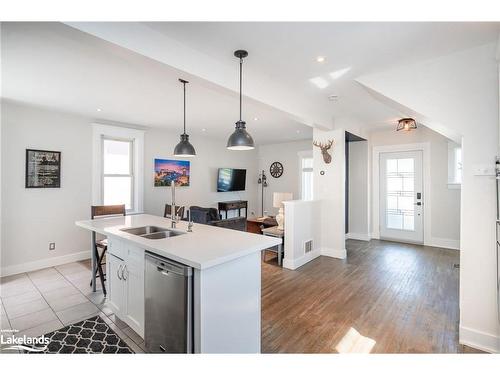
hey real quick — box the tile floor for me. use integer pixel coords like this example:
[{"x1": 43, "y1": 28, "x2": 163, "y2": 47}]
[{"x1": 0, "y1": 259, "x2": 145, "y2": 354}]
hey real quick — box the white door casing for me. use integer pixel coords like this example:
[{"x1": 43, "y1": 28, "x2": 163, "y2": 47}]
[{"x1": 379, "y1": 150, "x2": 424, "y2": 243}]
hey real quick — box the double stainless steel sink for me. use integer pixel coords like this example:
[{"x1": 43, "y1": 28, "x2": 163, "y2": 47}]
[{"x1": 120, "y1": 226, "x2": 184, "y2": 240}]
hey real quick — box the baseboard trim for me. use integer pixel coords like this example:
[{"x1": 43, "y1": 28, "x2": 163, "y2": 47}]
[
  {"x1": 346, "y1": 232, "x2": 370, "y2": 241},
  {"x1": 1, "y1": 251, "x2": 91, "y2": 277},
  {"x1": 371, "y1": 232, "x2": 380, "y2": 240},
  {"x1": 321, "y1": 247, "x2": 347, "y2": 259},
  {"x1": 283, "y1": 249, "x2": 321, "y2": 270},
  {"x1": 429, "y1": 237, "x2": 460, "y2": 250},
  {"x1": 459, "y1": 325, "x2": 500, "y2": 353}
]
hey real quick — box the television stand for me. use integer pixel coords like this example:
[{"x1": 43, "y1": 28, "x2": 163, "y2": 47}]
[{"x1": 218, "y1": 200, "x2": 248, "y2": 219}]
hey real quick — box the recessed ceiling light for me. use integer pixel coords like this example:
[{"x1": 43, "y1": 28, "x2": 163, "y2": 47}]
[
  {"x1": 316, "y1": 56, "x2": 326, "y2": 63},
  {"x1": 296, "y1": 130, "x2": 301, "y2": 134},
  {"x1": 253, "y1": 117, "x2": 258, "y2": 121},
  {"x1": 329, "y1": 67, "x2": 351, "y2": 80},
  {"x1": 96, "y1": 108, "x2": 102, "y2": 112},
  {"x1": 309, "y1": 76, "x2": 329, "y2": 89},
  {"x1": 201, "y1": 128, "x2": 206, "y2": 132},
  {"x1": 328, "y1": 95, "x2": 339, "y2": 101}
]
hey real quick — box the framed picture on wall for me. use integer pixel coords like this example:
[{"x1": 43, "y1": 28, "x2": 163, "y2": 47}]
[
  {"x1": 154, "y1": 158, "x2": 190, "y2": 187},
  {"x1": 25, "y1": 149, "x2": 61, "y2": 188}
]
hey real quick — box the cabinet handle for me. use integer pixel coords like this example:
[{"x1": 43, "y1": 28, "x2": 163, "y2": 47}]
[
  {"x1": 122, "y1": 265, "x2": 128, "y2": 281},
  {"x1": 117, "y1": 264, "x2": 123, "y2": 280}
]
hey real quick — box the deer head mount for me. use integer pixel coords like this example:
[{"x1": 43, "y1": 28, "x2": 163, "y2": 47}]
[{"x1": 313, "y1": 139, "x2": 334, "y2": 164}]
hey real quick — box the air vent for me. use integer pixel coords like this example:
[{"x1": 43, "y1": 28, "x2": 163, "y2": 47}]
[{"x1": 304, "y1": 239, "x2": 313, "y2": 253}]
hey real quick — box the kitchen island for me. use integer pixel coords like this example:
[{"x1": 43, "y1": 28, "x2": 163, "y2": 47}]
[{"x1": 76, "y1": 214, "x2": 281, "y2": 353}]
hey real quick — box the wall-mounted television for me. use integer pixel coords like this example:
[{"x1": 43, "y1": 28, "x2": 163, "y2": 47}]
[{"x1": 217, "y1": 168, "x2": 247, "y2": 192}]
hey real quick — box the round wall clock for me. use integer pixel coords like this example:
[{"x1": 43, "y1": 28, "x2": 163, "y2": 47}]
[{"x1": 270, "y1": 162, "x2": 284, "y2": 178}]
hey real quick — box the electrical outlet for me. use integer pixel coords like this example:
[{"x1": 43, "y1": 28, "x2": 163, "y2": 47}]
[{"x1": 49, "y1": 242, "x2": 56, "y2": 251}]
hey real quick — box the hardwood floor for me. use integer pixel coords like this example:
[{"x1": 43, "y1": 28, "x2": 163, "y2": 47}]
[{"x1": 261, "y1": 239, "x2": 481, "y2": 353}]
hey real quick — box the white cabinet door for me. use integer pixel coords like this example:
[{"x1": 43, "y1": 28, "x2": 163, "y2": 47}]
[
  {"x1": 107, "y1": 253, "x2": 126, "y2": 318},
  {"x1": 124, "y1": 263, "x2": 145, "y2": 338},
  {"x1": 123, "y1": 245, "x2": 145, "y2": 338},
  {"x1": 107, "y1": 242, "x2": 145, "y2": 338}
]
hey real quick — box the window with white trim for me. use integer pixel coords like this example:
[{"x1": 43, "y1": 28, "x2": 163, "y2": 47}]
[
  {"x1": 300, "y1": 155, "x2": 314, "y2": 200},
  {"x1": 448, "y1": 142, "x2": 462, "y2": 188},
  {"x1": 102, "y1": 137, "x2": 134, "y2": 210},
  {"x1": 92, "y1": 124, "x2": 144, "y2": 214}
]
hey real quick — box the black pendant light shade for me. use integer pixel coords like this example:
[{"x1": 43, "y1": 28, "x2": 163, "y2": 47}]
[
  {"x1": 227, "y1": 50, "x2": 255, "y2": 150},
  {"x1": 174, "y1": 133, "x2": 196, "y2": 156},
  {"x1": 227, "y1": 120, "x2": 254, "y2": 150},
  {"x1": 174, "y1": 78, "x2": 196, "y2": 157}
]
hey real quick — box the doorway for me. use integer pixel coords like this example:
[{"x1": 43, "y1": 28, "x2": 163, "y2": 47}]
[
  {"x1": 345, "y1": 131, "x2": 368, "y2": 241},
  {"x1": 379, "y1": 150, "x2": 424, "y2": 243}
]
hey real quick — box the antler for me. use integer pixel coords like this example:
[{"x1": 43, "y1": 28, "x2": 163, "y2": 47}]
[{"x1": 313, "y1": 139, "x2": 334, "y2": 150}]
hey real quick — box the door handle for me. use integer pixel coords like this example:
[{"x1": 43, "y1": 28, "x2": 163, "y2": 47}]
[
  {"x1": 122, "y1": 265, "x2": 128, "y2": 281},
  {"x1": 414, "y1": 202, "x2": 422, "y2": 206},
  {"x1": 117, "y1": 264, "x2": 123, "y2": 280}
]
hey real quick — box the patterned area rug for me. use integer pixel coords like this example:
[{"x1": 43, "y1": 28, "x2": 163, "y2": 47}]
[{"x1": 26, "y1": 316, "x2": 134, "y2": 354}]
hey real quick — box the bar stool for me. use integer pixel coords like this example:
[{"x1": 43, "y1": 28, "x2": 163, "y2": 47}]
[{"x1": 90, "y1": 204, "x2": 126, "y2": 295}]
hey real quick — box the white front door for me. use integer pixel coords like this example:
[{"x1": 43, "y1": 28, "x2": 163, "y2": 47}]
[{"x1": 379, "y1": 150, "x2": 424, "y2": 243}]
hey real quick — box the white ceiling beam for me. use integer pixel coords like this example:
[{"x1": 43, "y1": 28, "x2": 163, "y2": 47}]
[{"x1": 64, "y1": 22, "x2": 333, "y2": 130}]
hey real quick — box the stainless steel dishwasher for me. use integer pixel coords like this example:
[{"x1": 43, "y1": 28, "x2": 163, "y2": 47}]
[{"x1": 144, "y1": 252, "x2": 193, "y2": 353}]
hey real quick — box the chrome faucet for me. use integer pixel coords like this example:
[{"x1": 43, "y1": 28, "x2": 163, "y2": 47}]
[
  {"x1": 187, "y1": 209, "x2": 193, "y2": 232},
  {"x1": 171, "y1": 181, "x2": 178, "y2": 229}
]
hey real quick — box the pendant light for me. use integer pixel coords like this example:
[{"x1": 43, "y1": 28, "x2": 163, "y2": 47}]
[
  {"x1": 173, "y1": 78, "x2": 196, "y2": 157},
  {"x1": 227, "y1": 50, "x2": 255, "y2": 150}
]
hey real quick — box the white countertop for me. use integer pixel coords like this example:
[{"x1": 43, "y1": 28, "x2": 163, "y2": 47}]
[{"x1": 75, "y1": 214, "x2": 281, "y2": 270}]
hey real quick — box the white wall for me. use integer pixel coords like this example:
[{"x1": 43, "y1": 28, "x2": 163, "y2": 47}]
[
  {"x1": 313, "y1": 128, "x2": 346, "y2": 259},
  {"x1": 144, "y1": 128, "x2": 259, "y2": 219},
  {"x1": 1, "y1": 100, "x2": 93, "y2": 274},
  {"x1": 347, "y1": 141, "x2": 369, "y2": 240},
  {"x1": 257, "y1": 140, "x2": 311, "y2": 216},
  {"x1": 358, "y1": 43, "x2": 499, "y2": 352},
  {"x1": 283, "y1": 200, "x2": 321, "y2": 270},
  {"x1": 1, "y1": 101, "x2": 260, "y2": 275},
  {"x1": 369, "y1": 126, "x2": 461, "y2": 249}
]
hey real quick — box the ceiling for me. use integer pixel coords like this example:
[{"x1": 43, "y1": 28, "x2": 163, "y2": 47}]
[
  {"x1": 2, "y1": 22, "x2": 499, "y2": 143},
  {"x1": 1, "y1": 22, "x2": 312, "y2": 145},
  {"x1": 145, "y1": 22, "x2": 500, "y2": 128}
]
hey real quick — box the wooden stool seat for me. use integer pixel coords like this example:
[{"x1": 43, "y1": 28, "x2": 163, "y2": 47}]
[{"x1": 96, "y1": 239, "x2": 108, "y2": 248}]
